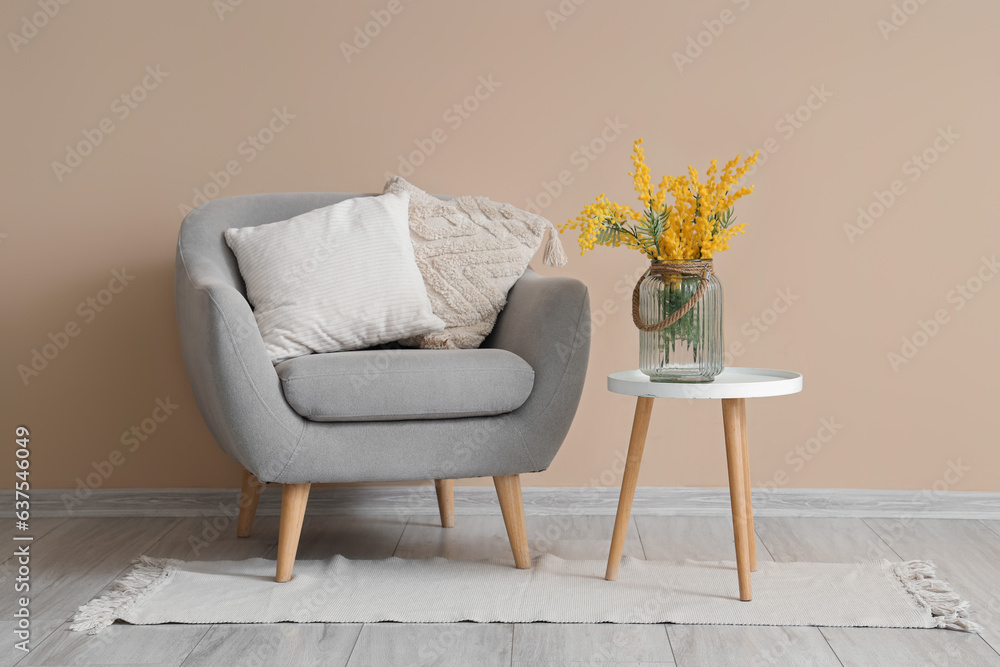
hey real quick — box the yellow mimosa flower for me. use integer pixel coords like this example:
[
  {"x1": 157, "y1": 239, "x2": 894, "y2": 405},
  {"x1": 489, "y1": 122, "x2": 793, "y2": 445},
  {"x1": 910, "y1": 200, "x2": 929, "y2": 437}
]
[{"x1": 566, "y1": 141, "x2": 756, "y2": 261}]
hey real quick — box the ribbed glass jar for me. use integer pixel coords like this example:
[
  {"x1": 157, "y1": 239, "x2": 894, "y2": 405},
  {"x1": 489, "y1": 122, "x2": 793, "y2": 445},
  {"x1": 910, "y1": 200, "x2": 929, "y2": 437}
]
[{"x1": 638, "y1": 260, "x2": 723, "y2": 382}]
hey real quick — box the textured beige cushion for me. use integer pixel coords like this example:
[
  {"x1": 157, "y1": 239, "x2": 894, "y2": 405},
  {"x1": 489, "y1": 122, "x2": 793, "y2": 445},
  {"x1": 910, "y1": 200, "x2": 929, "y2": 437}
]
[{"x1": 384, "y1": 177, "x2": 567, "y2": 349}]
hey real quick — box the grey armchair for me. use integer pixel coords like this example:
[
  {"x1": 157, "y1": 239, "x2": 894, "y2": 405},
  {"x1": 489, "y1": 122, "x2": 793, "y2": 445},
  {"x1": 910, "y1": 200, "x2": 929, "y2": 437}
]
[{"x1": 175, "y1": 193, "x2": 590, "y2": 581}]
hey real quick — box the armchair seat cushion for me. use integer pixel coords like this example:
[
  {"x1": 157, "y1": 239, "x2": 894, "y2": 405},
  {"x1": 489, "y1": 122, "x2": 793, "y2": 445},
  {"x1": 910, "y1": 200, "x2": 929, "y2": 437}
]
[{"x1": 275, "y1": 349, "x2": 535, "y2": 422}]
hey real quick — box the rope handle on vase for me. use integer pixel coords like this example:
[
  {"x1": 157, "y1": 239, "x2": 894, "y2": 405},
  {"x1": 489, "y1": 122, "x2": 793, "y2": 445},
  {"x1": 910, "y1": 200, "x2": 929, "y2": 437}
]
[{"x1": 631, "y1": 261, "x2": 713, "y2": 332}]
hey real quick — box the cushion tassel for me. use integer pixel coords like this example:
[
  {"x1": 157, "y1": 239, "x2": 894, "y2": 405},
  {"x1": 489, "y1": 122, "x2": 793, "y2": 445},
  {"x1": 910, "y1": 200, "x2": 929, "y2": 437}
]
[{"x1": 543, "y1": 224, "x2": 568, "y2": 267}]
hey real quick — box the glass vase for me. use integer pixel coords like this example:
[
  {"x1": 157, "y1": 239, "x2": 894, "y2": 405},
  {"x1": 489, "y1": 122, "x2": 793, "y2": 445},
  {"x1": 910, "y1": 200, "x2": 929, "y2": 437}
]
[{"x1": 637, "y1": 260, "x2": 723, "y2": 382}]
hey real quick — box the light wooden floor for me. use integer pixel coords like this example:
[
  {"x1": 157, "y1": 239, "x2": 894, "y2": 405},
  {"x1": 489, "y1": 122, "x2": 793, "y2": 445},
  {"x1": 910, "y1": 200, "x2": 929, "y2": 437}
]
[{"x1": 5, "y1": 514, "x2": 1000, "y2": 666}]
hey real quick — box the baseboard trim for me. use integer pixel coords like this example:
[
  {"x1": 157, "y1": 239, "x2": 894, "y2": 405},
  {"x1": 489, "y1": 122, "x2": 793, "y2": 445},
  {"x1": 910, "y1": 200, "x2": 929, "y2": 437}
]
[{"x1": 6, "y1": 486, "x2": 1000, "y2": 520}]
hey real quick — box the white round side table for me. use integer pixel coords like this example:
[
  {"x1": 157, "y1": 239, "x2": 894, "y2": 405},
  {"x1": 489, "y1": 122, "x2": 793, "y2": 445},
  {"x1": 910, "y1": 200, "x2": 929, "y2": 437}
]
[{"x1": 604, "y1": 367, "x2": 803, "y2": 601}]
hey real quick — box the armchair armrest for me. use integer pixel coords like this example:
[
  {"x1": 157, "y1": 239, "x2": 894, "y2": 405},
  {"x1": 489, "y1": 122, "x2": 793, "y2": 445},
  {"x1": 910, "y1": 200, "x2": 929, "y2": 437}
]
[
  {"x1": 174, "y1": 243, "x2": 303, "y2": 480},
  {"x1": 484, "y1": 268, "x2": 590, "y2": 470}
]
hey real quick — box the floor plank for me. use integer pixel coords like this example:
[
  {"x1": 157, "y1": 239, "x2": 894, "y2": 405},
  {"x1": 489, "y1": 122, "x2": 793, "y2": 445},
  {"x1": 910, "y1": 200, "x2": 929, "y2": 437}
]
[
  {"x1": 0, "y1": 519, "x2": 68, "y2": 661},
  {"x1": 0, "y1": 518, "x2": 179, "y2": 622},
  {"x1": 983, "y1": 520, "x2": 1000, "y2": 539},
  {"x1": 21, "y1": 623, "x2": 208, "y2": 666},
  {"x1": 281, "y1": 515, "x2": 408, "y2": 561},
  {"x1": 7, "y1": 515, "x2": 999, "y2": 666},
  {"x1": 513, "y1": 624, "x2": 674, "y2": 664},
  {"x1": 0, "y1": 518, "x2": 67, "y2": 546},
  {"x1": 346, "y1": 624, "x2": 513, "y2": 667},
  {"x1": 142, "y1": 514, "x2": 408, "y2": 565},
  {"x1": 393, "y1": 513, "x2": 516, "y2": 565},
  {"x1": 865, "y1": 518, "x2": 1000, "y2": 656},
  {"x1": 0, "y1": 519, "x2": 70, "y2": 590},
  {"x1": 667, "y1": 518, "x2": 885, "y2": 666},
  {"x1": 820, "y1": 627, "x2": 1000, "y2": 666},
  {"x1": 758, "y1": 517, "x2": 999, "y2": 664},
  {"x1": 143, "y1": 516, "x2": 279, "y2": 561},
  {"x1": 0, "y1": 621, "x2": 63, "y2": 667},
  {"x1": 180, "y1": 623, "x2": 361, "y2": 667},
  {"x1": 632, "y1": 516, "x2": 772, "y2": 562},
  {"x1": 523, "y1": 515, "x2": 645, "y2": 561},
  {"x1": 754, "y1": 517, "x2": 899, "y2": 563},
  {"x1": 513, "y1": 662, "x2": 673, "y2": 666},
  {"x1": 395, "y1": 514, "x2": 643, "y2": 563},
  {"x1": 667, "y1": 625, "x2": 841, "y2": 667},
  {"x1": 631, "y1": 515, "x2": 776, "y2": 616}
]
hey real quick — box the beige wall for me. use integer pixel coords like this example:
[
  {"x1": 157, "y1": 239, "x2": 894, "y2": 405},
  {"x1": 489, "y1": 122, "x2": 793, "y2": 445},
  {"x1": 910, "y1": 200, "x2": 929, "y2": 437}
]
[{"x1": 4, "y1": 1, "x2": 998, "y2": 492}]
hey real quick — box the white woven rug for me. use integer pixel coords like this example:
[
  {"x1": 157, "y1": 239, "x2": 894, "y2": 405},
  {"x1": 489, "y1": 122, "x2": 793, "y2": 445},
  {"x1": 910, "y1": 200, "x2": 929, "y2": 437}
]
[{"x1": 72, "y1": 555, "x2": 978, "y2": 634}]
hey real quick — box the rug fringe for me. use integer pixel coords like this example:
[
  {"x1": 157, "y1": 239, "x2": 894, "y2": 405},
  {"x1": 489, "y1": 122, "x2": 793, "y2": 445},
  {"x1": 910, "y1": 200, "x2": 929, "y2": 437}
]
[
  {"x1": 70, "y1": 555, "x2": 177, "y2": 634},
  {"x1": 893, "y1": 560, "x2": 981, "y2": 632}
]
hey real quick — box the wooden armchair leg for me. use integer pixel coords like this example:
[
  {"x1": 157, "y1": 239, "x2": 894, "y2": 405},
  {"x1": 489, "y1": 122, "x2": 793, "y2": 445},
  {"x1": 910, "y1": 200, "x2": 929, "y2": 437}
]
[
  {"x1": 493, "y1": 474, "x2": 530, "y2": 569},
  {"x1": 237, "y1": 469, "x2": 264, "y2": 538},
  {"x1": 434, "y1": 479, "x2": 455, "y2": 528},
  {"x1": 275, "y1": 483, "x2": 310, "y2": 583}
]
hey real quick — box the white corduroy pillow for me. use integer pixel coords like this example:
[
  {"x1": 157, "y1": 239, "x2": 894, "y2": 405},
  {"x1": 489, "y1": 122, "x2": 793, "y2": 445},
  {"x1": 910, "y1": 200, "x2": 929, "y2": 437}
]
[
  {"x1": 224, "y1": 192, "x2": 445, "y2": 364},
  {"x1": 383, "y1": 177, "x2": 568, "y2": 350}
]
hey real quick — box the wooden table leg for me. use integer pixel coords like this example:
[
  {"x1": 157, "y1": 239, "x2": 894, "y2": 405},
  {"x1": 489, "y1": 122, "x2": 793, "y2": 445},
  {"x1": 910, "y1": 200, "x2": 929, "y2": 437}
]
[
  {"x1": 722, "y1": 398, "x2": 752, "y2": 601},
  {"x1": 605, "y1": 396, "x2": 655, "y2": 581},
  {"x1": 739, "y1": 398, "x2": 757, "y2": 572}
]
